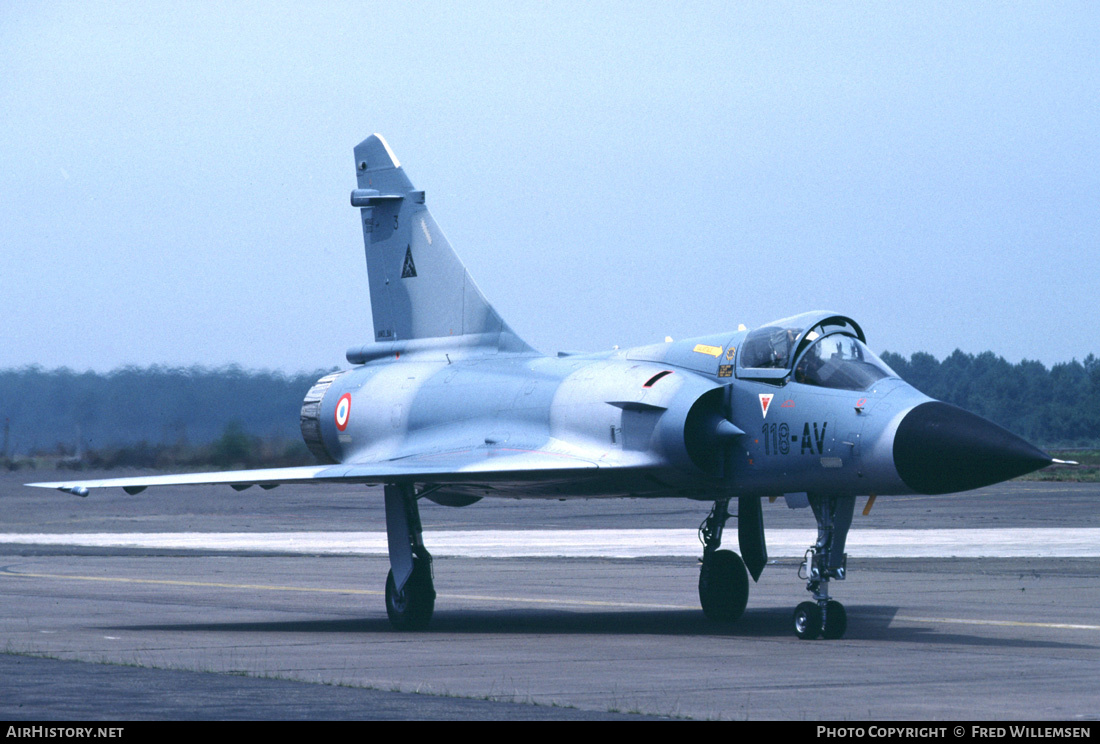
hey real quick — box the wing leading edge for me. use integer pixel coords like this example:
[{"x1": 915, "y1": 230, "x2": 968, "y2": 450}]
[{"x1": 25, "y1": 447, "x2": 609, "y2": 496}]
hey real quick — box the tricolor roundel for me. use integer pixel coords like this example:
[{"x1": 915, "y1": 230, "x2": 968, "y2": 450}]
[{"x1": 334, "y1": 393, "x2": 352, "y2": 431}]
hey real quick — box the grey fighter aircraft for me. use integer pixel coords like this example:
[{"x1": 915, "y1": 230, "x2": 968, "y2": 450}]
[{"x1": 29, "y1": 134, "x2": 1062, "y2": 640}]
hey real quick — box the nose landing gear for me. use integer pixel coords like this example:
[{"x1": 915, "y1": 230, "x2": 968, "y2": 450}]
[{"x1": 794, "y1": 494, "x2": 855, "y2": 640}]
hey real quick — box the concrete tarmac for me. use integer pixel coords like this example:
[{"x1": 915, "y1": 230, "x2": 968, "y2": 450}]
[{"x1": 1, "y1": 470, "x2": 1098, "y2": 720}]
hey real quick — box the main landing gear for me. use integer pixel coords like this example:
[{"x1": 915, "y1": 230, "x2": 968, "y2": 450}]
[
  {"x1": 794, "y1": 494, "x2": 855, "y2": 640},
  {"x1": 697, "y1": 499, "x2": 750, "y2": 621},
  {"x1": 383, "y1": 484, "x2": 436, "y2": 630}
]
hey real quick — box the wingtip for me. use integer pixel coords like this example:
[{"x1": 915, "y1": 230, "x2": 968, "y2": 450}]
[{"x1": 24, "y1": 483, "x2": 90, "y2": 497}]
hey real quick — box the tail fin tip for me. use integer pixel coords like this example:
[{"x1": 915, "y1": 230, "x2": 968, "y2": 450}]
[
  {"x1": 354, "y1": 133, "x2": 401, "y2": 173},
  {"x1": 350, "y1": 133, "x2": 534, "y2": 355}
]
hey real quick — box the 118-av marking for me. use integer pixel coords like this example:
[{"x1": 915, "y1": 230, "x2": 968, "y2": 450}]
[{"x1": 761, "y1": 422, "x2": 829, "y2": 456}]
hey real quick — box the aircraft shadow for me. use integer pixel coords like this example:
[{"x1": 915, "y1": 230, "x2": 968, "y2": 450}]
[{"x1": 109, "y1": 605, "x2": 1095, "y2": 650}]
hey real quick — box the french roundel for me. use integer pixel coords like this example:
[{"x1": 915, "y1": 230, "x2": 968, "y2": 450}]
[{"x1": 334, "y1": 393, "x2": 352, "y2": 431}]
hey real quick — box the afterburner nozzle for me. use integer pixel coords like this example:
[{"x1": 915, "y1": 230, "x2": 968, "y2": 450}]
[{"x1": 892, "y1": 402, "x2": 1052, "y2": 495}]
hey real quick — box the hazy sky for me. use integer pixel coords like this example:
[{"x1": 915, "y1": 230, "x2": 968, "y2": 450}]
[{"x1": 2, "y1": 2, "x2": 1097, "y2": 372}]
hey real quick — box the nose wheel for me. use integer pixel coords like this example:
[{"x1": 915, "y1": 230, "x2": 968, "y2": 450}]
[
  {"x1": 822, "y1": 600, "x2": 847, "y2": 639},
  {"x1": 793, "y1": 601, "x2": 821, "y2": 639},
  {"x1": 793, "y1": 598, "x2": 847, "y2": 640}
]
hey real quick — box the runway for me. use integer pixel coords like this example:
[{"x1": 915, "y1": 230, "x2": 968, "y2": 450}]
[
  {"x1": 1, "y1": 471, "x2": 1098, "y2": 720},
  {"x1": 3, "y1": 527, "x2": 1100, "y2": 557}
]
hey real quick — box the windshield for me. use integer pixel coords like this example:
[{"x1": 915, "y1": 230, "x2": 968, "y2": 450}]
[{"x1": 793, "y1": 334, "x2": 897, "y2": 391}]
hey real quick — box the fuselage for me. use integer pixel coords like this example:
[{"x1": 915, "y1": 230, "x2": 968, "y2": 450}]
[{"x1": 298, "y1": 322, "x2": 993, "y2": 501}]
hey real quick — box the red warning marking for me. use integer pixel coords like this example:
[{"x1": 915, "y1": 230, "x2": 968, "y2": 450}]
[
  {"x1": 781, "y1": 399, "x2": 795, "y2": 408},
  {"x1": 334, "y1": 393, "x2": 352, "y2": 431},
  {"x1": 759, "y1": 393, "x2": 774, "y2": 419},
  {"x1": 855, "y1": 397, "x2": 867, "y2": 408}
]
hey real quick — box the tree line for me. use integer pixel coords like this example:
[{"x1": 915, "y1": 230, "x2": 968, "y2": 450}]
[
  {"x1": 880, "y1": 350, "x2": 1100, "y2": 446},
  {"x1": 0, "y1": 365, "x2": 331, "y2": 457}
]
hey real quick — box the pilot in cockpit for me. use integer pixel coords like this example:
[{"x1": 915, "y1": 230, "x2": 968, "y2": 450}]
[{"x1": 795, "y1": 340, "x2": 825, "y2": 384}]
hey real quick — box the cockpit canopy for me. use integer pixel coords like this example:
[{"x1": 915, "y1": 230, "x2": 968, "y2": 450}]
[{"x1": 737, "y1": 312, "x2": 897, "y2": 391}]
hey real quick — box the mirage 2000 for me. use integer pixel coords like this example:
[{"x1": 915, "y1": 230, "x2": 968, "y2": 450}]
[{"x1": 30, "y1": 134, "x2": 1062, "y2": 639}]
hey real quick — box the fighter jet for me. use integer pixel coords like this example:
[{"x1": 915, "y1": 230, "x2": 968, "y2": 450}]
[{"x1": 28, "y1": 134, "x2": 1061, "y2": 640}]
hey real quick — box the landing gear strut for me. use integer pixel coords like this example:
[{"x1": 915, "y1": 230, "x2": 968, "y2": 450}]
[
  {"x1": 698, "y1": 499, "x2": 749, "y2": 621},
  {"x1": 383, "y1": 484, "x2": 436, "y2": 630},
  {"x1": 795, "y1": 494, "x2": 855, "y2": 639}
]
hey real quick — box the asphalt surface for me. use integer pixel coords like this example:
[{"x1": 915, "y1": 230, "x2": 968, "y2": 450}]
[{"x1": 1, "y1": 469, "x2": 1098, "y2": 720}]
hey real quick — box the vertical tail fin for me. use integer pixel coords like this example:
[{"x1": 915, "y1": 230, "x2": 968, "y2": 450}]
[{"x1": 350, "y1": 134, "x2": 532, "y2": 353}]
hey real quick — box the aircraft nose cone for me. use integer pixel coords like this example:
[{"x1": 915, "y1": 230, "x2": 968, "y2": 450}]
[{"x1": 893, "y1": 401, "x2": 1052, "y2": 495}]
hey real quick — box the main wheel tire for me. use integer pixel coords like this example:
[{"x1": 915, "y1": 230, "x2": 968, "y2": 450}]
[
  {"x1": 822, "y1": 599, "x2": 847, "y2": 639},
  {"x1": 793, "y1": 601, "x2": 823, "y2": 640},
  {"x1": 385, "y1": 559, "x2": 436, "y2": 631},
  {"x1": 698, "y1": 549, "x2": 750, "y2": 622}
]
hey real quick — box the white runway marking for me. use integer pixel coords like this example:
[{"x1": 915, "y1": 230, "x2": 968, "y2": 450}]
[
  {"x1": 894, "y1": 615, "x2": 1100, "y2": 632},
  {"x1": 0, "y1": 528, "x2": 1098, "y2": 557}
]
